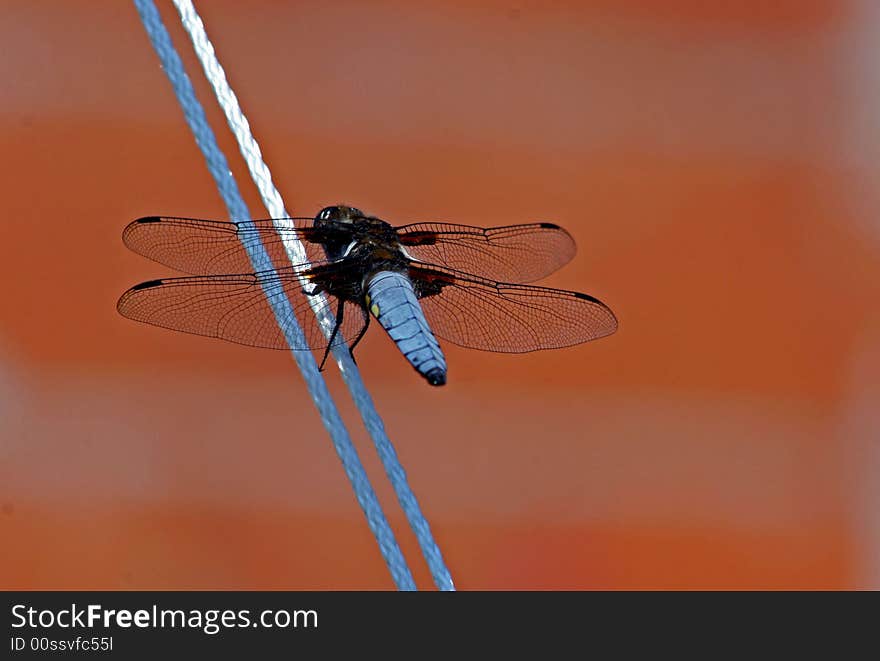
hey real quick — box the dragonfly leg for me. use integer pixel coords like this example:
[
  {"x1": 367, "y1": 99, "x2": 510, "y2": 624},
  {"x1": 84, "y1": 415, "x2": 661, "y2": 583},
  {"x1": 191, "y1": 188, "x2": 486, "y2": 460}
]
[
  {"x1": 318, "y1": 302, "x2": 346, "y2": 371},
  {"x1": 346, "y1": 313, "x2": 370, "y2": 364}
]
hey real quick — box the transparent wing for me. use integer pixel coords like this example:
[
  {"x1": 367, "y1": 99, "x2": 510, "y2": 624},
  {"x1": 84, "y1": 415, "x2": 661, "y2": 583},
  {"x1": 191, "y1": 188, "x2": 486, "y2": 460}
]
[
  {"x1": 116, "y1": 262, "x2": 367, "y2": 350},
  {"x1": 122, "y1": 216, "x2": 337, "y2": 275},
  {"x1": 123, "y1": 215, "x2": 578, "y2": 283},
  {"x1": 396, "y1": 222, "x2": 576, "y2": 283},
  {"x1": 410, "y1": 264, "x2": 617, "y2": 353}
]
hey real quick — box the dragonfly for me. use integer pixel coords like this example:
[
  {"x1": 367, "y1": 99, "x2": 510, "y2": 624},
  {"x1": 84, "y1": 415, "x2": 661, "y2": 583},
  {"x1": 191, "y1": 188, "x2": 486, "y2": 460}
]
[{"x1": 117, "y1": 205, "x2": 618, "y2": 386}]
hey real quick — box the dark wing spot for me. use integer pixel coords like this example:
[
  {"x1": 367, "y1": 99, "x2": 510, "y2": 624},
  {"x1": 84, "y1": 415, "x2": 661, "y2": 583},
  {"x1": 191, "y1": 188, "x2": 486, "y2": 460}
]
[
  {"x1": 539, "y1": 222, "x2": 562, "y2": 229},
  {"x1": 130, "y1": 279, "x2": 164, "y2": 290},
  {"x1": 399, "y1": 231, "x2": 438, "y2": 246},
  {"x1": 573, "y1": 291, "x2": 619, "y2": 328},
  {"x1": 409, "y1": 266, "x2": 457, "y2": 286},
  {"x1": 134, "y1": 216, "x2": 162, "y2": 224}
]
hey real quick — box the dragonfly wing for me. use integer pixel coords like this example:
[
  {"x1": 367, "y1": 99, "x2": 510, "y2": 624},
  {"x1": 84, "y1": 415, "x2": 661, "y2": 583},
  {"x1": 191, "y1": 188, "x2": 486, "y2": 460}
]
[
  {"x1": 117, "y1": 262, "x2": 367, "y2": 351},
  {"x1": 409, "y1": 264, "x2": 617, "y2": 353},
  {"x1": 122, "y1": 216, "x2": 337, "y2": 275},
  {"x1": 396, "y1": 222, "x2": 576, "y2": 283}
]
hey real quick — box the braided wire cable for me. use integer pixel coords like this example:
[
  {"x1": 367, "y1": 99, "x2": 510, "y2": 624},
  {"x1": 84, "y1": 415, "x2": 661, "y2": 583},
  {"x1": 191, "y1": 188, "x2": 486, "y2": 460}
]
[
  {"x1": 133, "y1": 0, "x2": 417, "y2": 590},
  {"x1": 172, "y1": 0, "x2": 455, "y2": 590}
]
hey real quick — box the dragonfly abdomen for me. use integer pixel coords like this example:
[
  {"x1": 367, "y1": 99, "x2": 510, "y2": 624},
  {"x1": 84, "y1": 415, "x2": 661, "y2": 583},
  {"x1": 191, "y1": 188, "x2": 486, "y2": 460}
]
[{"x1": 366, "y1": 270, "x2": 447, "y2": 386}]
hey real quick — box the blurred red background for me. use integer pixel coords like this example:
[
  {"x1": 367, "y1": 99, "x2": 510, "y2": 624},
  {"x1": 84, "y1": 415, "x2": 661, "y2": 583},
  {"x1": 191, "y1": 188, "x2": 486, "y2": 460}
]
[{"x1": 2, "y1": 0, "x2": 878, "y2": 589}]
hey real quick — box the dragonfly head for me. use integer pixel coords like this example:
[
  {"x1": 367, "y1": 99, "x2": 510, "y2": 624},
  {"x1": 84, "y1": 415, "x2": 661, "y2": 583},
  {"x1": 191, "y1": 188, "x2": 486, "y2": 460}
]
[{"x1": 316, "y1": 205, "x2": 364, "y2": 226}]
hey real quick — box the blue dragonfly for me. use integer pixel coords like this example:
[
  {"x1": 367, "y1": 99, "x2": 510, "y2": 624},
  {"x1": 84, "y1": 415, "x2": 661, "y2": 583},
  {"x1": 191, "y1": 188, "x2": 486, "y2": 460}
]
[{"x1": 117, "y1": 205, "x2": 617, "y2": 385}]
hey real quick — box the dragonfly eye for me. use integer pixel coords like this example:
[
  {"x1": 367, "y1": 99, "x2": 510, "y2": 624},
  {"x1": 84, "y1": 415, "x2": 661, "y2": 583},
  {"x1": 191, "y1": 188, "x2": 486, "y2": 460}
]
[
  {"x1": 349, "y1": 207, "x2": 364, "y2": 218},
  {"x1": 317, "y1": 206, "x2": 339, "y2": 221}
]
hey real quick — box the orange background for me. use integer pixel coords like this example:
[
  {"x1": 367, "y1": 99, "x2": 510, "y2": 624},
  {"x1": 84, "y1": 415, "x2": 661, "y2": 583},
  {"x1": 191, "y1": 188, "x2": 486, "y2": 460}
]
[{"x1": 2, "y1": 0, "x2": 879, "y2": 589}]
